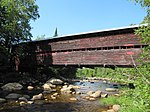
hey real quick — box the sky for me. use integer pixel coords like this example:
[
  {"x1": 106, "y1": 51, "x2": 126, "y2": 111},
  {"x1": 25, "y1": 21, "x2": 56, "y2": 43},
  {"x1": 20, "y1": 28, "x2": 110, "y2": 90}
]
[{"x1": 30, "y1": 0, "x2": 147, "y2": 39}]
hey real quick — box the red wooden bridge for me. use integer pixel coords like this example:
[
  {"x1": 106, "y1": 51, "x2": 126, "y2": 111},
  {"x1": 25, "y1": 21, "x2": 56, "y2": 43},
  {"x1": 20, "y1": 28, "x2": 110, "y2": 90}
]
[{"x1": 18, "y1": 25, "x2": 146, "y2": 68}]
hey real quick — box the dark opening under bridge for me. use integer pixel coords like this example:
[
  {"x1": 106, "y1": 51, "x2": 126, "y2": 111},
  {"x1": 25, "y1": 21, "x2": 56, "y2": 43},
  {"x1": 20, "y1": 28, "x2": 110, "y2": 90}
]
[{"x1": 16, "y1": 25, "x2": 146, "y2": 69}]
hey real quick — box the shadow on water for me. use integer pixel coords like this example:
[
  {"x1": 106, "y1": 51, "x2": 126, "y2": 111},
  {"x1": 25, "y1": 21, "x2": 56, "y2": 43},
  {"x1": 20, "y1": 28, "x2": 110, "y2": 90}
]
[
  {"x1": 0, "y1": 102, "x2": 77, "y2": 112},
  {"x1": 0, "y1": 101, "x2": 107, "y2": 112},
  {"x1": 0, "y1": 100, "x2": 107, "y2": 112}
]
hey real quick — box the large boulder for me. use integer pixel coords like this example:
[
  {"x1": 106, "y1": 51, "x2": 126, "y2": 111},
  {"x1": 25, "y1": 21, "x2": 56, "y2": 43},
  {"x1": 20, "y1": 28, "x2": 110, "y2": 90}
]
[
  {"x1": 46, "y1": 78, "x2": 63, "y2": 85},
  {"x1": 1, "y1": 83, "x2": 23, "y2": 91},
  {"x1": 5, "y1": 93, "x2": 22, "y2": 100}
]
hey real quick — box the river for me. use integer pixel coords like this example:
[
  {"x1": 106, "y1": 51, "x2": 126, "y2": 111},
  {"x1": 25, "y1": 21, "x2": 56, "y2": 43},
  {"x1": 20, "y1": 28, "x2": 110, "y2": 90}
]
[{"x1": 0, "y1": 79, "x2": 120, "y2": 112}]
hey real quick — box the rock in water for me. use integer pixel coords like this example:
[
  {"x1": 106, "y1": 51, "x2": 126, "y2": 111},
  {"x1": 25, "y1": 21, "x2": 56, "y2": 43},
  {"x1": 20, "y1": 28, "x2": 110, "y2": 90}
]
[
  {"x1": 105, "y1": 88, "x2": 118, "y2": 92},
  {"x1": 19, "y1": 101, "x2": 26, "y2": 106},
  {"x1": 61, "y1": 86, "x2": 75, "y2": 94},
  {"x1": 23, "y1": 95, "x2": 30, "y2": 100},
  {"x1": 89, "y1": 97, "x2": 96, "y2": 101},
  {"x1": 47, "y1": 78, "x2": 63, "y2": 85},
  {"x1": 51, "y1": 95, "x2": 57, "y2": 100},
  {"x1": 101, "y1": 93, "x2": 108, "y2": 98},
  {"x1": 42, "y1": 83, "x2": 52, "y2": 91},
  {"x1": 1, "y1": 83, "x2": 23, "y2": 91},
  {"x1": 0, "y1": 98, "x2": 6, "y2": 103},
  {"x1": 87, "y1": 91, "x2": 94, "y2": 96},
  {"x1": 5, "y1": 93, "x2": 22, "y2": 100},
  {"x1": 90, "y1": 90, "x2": 101, "y2": 98},
  {"x1": 18, "y1": 97, "x2": 28, "y2": 102},
  {"x1": 27, "y1": 101, "x2": 34, "y2": 104},
  {"x1": 31, "y1": 93, "x2": 43, "y2": 101},
  {"x1": 27, "y1": 86, "x2": 34, "y2": 90},
  {"x1": 69, "y1": 97, "x2": 77, "y2": 101}
]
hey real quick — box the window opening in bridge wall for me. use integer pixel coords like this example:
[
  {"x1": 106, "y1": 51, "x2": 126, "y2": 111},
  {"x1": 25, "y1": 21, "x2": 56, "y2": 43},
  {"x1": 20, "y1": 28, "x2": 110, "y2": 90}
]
[
  {"x1": 114, "y1": 46, "x2": 120, "y2": 49},
  {"x1": 103, "y1": 47, "x2": 108, "y2": 50},
  {"x1": 140, "y1": 45, "x2": 144, "y2": 48},
  {"x1": 107, "y1": 47, "x2": 114, "y2": 50},
  {"x1": 134, "y1": 45, "x2": 140, "y2": 48},
  {"x1": 133, "y1": 45, "x2": 145, "y2": 49},
  {"x1": 126, "y1": 46, "x2": 134, "y2": 49},
  {"x1": 97, "y1": 48, "x2": 102, "y2": 50},
  {"x1": 121, "y1": 46, "x2": 127, "y2": 49},
  {"x1": 35, "y1": 44, "x2": 144, "y2": 55}
]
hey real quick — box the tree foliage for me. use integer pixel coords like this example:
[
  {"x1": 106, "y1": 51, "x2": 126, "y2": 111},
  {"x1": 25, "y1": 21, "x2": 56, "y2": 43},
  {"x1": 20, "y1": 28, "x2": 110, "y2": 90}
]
[
  {"x1": 35, "y1": 34, "x2": 46, "y2": 40},
  {"x1": 132, "y1": 0, "x2": 150, "y2": 40},
  {"x1": 134, "y1": 0, "x2": 150, "y2": 65},
  {"x1": 0, "y1": 0, "x2": 39, "y2": 55}
]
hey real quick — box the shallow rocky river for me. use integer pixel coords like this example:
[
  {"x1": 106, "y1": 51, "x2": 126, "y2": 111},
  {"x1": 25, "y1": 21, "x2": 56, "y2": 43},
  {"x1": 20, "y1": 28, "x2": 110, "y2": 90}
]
[{"x1": 0, "y1": 78, "x2": 121, "y2": 112}]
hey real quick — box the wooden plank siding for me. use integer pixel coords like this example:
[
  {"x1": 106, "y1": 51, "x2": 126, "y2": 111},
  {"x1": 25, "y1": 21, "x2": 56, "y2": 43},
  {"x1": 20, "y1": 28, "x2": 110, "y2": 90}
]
[
  {"x1": 17, "y1": 25, "x2": 145, "y2": 67},
  {"x1": 51, "y1": 49, "x2": 141, "y2": 66},
  {"x1": 35, "y1": 48, "x2": 141, "y2": 66},
  {"x1": 49, "y1": 33, "x2": 141, "y2": 52}
]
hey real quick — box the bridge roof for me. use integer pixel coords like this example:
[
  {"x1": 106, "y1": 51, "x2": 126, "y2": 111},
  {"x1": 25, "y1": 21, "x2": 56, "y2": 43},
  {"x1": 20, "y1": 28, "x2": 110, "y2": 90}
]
[{"x1": 32, "y1": 24, "x2": 147, "y2": 42}]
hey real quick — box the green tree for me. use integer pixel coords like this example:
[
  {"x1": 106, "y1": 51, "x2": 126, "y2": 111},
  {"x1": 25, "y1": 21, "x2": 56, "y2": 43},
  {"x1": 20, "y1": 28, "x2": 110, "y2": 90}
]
[
  {"x1": 132, "y1": 0, "x2": 150, "y2": 45},
  {"x1": 0, "y1": 0, "x2": 39, "y2": 55},
  {"x1": 35, "y1": 34, "x2": 46, "y2": 40},
  {"x1": 133, "y1": 0, "x2": 150, "y2": 75},
  {"x1": 53, "y1": 27, "x2": 58, "y2": 37}
]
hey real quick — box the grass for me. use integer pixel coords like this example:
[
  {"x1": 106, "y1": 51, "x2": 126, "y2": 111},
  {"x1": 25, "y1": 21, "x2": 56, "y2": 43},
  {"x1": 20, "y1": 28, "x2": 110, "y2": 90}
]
[{"x1": 100, "y1": 95, "x2": 144, "y2": 112}]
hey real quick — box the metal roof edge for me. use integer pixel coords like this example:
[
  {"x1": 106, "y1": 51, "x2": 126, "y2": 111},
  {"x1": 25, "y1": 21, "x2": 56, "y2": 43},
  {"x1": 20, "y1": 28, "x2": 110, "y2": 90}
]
[{"x1": 32, "y1": 23, "x2": 148, "y2": 42}]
